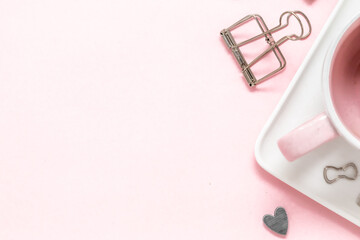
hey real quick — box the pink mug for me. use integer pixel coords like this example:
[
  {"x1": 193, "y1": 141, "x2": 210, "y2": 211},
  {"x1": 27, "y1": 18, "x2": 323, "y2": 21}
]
[{"x1": 278, "y1": 15, "x2": 360, "y2": 161}]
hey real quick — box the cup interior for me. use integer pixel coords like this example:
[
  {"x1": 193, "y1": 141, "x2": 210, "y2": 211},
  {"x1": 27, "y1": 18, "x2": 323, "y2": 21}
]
[{"x1": 330, "y1": 18, "x2": 360, "y2": 139}]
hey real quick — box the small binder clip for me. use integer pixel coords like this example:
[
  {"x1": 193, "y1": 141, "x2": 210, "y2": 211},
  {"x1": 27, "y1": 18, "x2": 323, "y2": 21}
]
[{"x1": 220, "y1": 11, "x2": 311, "y2": 87}]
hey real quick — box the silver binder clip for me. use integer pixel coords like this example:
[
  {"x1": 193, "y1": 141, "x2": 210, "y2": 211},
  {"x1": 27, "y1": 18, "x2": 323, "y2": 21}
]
[
  {"x1": 220, "y1": 11, "x2": 311, "y2": 87},
  {"x1": 323, "y1": 163, "x2": 358, "y2": 184}
]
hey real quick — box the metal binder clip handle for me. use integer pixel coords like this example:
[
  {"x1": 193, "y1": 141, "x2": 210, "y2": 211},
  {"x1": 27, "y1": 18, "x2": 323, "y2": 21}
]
[
  {"x1": 220, "y1": 11, "x2": 312, "y2": 87},
  {"x1": 323, "y1": 163, "x2": 358, "y2": 184}
]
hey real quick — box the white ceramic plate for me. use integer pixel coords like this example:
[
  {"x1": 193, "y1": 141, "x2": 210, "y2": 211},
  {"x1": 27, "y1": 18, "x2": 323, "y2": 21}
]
[{"x1": 255, "y1": 0, "x2": 360, "y2": 227}]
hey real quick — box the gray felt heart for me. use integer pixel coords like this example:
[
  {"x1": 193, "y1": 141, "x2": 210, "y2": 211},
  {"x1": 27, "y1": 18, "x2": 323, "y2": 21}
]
[{"x1": 263, "y1": 207, "x2": 288, "y2": 236}]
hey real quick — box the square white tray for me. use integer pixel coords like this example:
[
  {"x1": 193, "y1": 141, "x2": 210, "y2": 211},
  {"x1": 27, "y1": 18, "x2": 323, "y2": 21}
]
[{"x1": 255, "y1": 0, "x2": 360, "y2": 227}]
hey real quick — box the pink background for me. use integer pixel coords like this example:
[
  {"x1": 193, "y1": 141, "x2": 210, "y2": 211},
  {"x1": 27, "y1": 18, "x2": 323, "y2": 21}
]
[{"x1": 0, "y1": 0, "x2": 358, "y2": 239}]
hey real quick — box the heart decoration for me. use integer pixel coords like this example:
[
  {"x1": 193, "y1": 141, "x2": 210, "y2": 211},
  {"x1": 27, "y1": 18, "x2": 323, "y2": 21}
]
[{"x1": 263, "y1": 207, "x2": 288, "y2": 236}]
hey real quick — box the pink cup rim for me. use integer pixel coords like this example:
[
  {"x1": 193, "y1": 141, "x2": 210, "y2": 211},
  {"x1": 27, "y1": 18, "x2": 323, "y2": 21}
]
[{"x1": 323, "y1": 13, "x2": 360, "y2": 149}]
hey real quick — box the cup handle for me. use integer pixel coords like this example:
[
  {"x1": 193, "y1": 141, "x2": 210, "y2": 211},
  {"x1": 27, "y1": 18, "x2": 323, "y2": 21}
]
[{"x1": 277, "y1": 113, "x2": 339, "y2": 161}]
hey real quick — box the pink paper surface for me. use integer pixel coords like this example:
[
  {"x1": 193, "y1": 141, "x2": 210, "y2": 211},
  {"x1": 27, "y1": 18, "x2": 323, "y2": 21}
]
[{"x1": 0, "y1": 0, "x2": 358, "y2": 239}]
